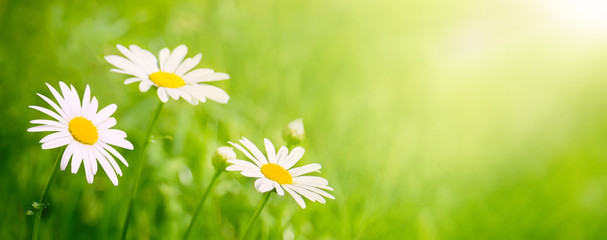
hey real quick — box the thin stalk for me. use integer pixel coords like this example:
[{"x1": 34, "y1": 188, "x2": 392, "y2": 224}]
[
  {"x1": 32, "y1": 146, "x2": 65, "y2": 240},
  {"x1": 183, "y1": 169, "x2": 223, "y2": 239},
  {"x1": 241, "y1": 192, "x2": 272, "y2": 240},
  {"x1": 121, "y1": 101, "x2": 164, "y2": 240}
]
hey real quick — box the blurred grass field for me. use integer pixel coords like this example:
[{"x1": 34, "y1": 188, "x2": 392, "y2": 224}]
[{"x1": 2, "y1": 0, "x2": 607, "y2": 239}]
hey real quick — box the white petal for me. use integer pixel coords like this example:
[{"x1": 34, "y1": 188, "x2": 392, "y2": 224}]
[
  {"x1": 195, "y1": 84, "x2": 229, "y2": 104},
  {"x1": 36, "y1": 93, "x2": 69, "y2": 121},
  {"x1": 124, "y1": 77, "x2": 140, "y2": 85},
  {"x1": 45, "y1": 82, "x2": 73, "y2": 119},
  {"x1": 228, "y1": 141, "x2": 262, "y2": 167},
  {"x1": 184, "y1": 70, "x2": 229, "y2": 83},
  {"x1": 29, "y1": 106, "x2": 67, "y2": 124},
  {"x1": 84, "y1": 97, "x2": 99, "y2": 120},
  {"x1": 183, "y1": 68, "x2": 214, "y2": 82},
  {"x1": 97, "y1": 117, "x2": 116, "y2": 130},
  {"x1": 61, "y1": 143, "x2": 75, "y2": 170},
  {"x1": 131, "y1": 45, "x2": 160, "y2": 72},
  {"x1": 94, "y1": 147, "x2": 119, "y2": 186},
  {"x1": 88, "y1": 148, "x2": 98, "y2": 175},
  {"x1": 255, "y1": 178, "x2": 275, "y2": 193},
  {"x1": 99, "y1": 142, "x2": 128, "y2": 166},
  {"x1": 99, "y1": 134, "x2": 134, "y2": 150},
  {"x1": 264, "y1": 138, "x2": 277, "y2": 164},
  {"x1": 274, "y1": 182, "x2": 285, "y2": 196},
  {"x1": 239, "y1": 137, "x2": 268, "y2": 165},
  {"x1": 95, "y1": 144, "x2": 123, "y2": 176},
  {"x1": 241, "y1": 170, "x2": 264, "y2": 178},
  {"x1": 288, "y1": 184, "x2": 325, "y2": 203},
  {"x1": 30, "y1": 119, "x2": 65, "y2": 128},
  {"x1": 28, "y1": 125, "x2": 64, "y2": 132},
  {"x1": 92, "y1": 104, "x2": 117, "y2": 125},
  {"x1": 67, "y1": 84, "x2": 82, "y2": 115},
  {"x1": 293, "y1": 176, "x2": 329, "y2": 187},
  {"x1": 71, "y1": 147, "x2": 83, "y2": 173},
  {"x1": 39, "y1": 131, "x2": 70, "y2": 143},
  {"x1": 104, "y1": 55, "x2": 148, "y2": 78},
  {"x1": 295, "y1": 184, "x2": 335, "y2": 199},
  {"x1": 180, "y1": 85, "x2": 207, "y2": 103},
  {"x1": 118, "y1": 44, "x2": 153, "y2": 74},
  {"x1": 157, "y1": 88, "x2": 169, "y2": 102},
  {"x1": 283, "y1": 185, "x2": 306, "y2": 209},
  {"x1": 226, "y1": 165, "x2": 256, "y2": 172},
  {"x1": 163, "y1": 45, "x2": 188, "y2": 73},
  {"x1": 227, "y1": 159, "x2": 260, "y2": 170},
  {"x1": 158, "y1": 48, "x2": 170, "y2": 71},
  {"x1": 288, "y1": 163, "x2": 321, "y2": 177},
  {"x1": 175, "y1": 54, "x2": 202, "y2": 76},
  {"x1": 81, "y1": 86, "x2": 91, "y2": 117},
  {"x1": 282, "y1": 147, "x2": 305, "y2": 170},
  {"x1": 41, "y1": 136, "x2": 72, "y2": 149},
  {"x1": 166, "y1": 88, "x2": 180, "y2": 100},
  {"x1": 82, "y1": 149, "x2": 94, "y2": 184},
  {"x1": 139, "y1": 81, "x2": 153, "y2": 92},
  {"x1": 275, "y1": 146, "x2": 289, "y2": 166}
]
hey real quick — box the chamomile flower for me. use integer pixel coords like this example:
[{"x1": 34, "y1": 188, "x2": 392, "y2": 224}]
[
  {"x1": 104, "y1": 44, "x2": 229, "y2": 105},
  {"x1": 28, "y1": 82, "x2": 133, "y2": 186},
  {"x1": 227, "y1": 137, "x2": 334, "y2": 208}
]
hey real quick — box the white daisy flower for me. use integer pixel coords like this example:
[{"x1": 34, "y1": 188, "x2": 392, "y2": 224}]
[
  {"x1": 104, "y1": 44, "x2": 230, "y2": 105},
  {"x1": 227, "y1": 137, "x2": 335, "y2": 208},
  {"x1": 28, "y1": 82, "x2": 134, "y2": 186}
]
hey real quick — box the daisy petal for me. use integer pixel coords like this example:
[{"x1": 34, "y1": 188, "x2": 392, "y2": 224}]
[
  {"x1": 227, "y1": 159, "x2": 260, "y2": 170},
  {"x1": 71, "y1": 147, "x2": 83, "y2": 174},
  {"x1": 289, "y1": 184, "x2": 326, "y2": 203},
  {"x1": 196, "y1": 84, "x2": 229, "y2": 104},
  {"x1": 41, "y1": 136, "x2": 72, "y2": 149},
  {"x1": 39, "y1": 131, "x2": 70, "y2": 144},
  {"x1": 100, "y1": 142, "x2": 128, "y2": 166},
  {"x1": 295, "y1": 184, "x2": 335, "y2": 199},
  {"x1": 95, "y1": 144, "x2": 123, "y2": 176},
  {"x1": 293, "y1": 176, "x2": 329, "y2": 187},
  {"x1": 30, "y1": 106, "x2": 67, "y2": 124},
  {"x1": 158, "y1": 48, "x2": 170, "y2": 71},
  {"x1": 82, "y1": 149, "x2": 94, "y2": 183},
  {"x1": 283, "y1": 185, "x2": 306, "y2": 209},
  {"x1": 92, "y1": 104, "x2": 117, "y2": 125},
  {"x1": 275, "y1": 146, "x2": 289, "y2": 166},
  {"x1": 228, "y1": 141, "x2": 262, "y2": 167},
  {"x1": 288, "y1": 163, "x2": 321, "y2": 177},
  {"x1": 275, "y1": 182, "x2": 285, "y2": 196},
  {"x1": 241, "y1": 170, "x2": 264, "y2": 178},
  {"x1": 157, "y1": 88, "x2": 169, "y2": 102},
  {"x1": 282, "y1": 147, "x2": 305, "y2": 170},
  {"x1": 60, "y1": 143, "x2": 75, "y2": 171},
  {"x1": 175, "y1": 54, "x2": 202, "y2": 76},
  {"x1": 30, "y1": 119, "x2": 65, "y2": 128},
  {"x1": 139, "y1": 81, "x2": 153, "y2": 92},
  {"x1": 163, "y1": 45, "x2": 188, "y2": 73},
  {"x1": 264, "y1": 138, "x2": 277, "y2": 164},
  {"x1": 255, "y1": 178, "x2": 275, "y2": 193},
  {"x1": 95, "y1": 148, "x2": 119, "y2": 186},
  {"x1": 240, "y1": 137, "x2": 268, "y2": 165}
]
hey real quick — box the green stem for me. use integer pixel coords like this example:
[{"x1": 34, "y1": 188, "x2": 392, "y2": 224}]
[
  {"x1": 121, "y1": 101, "x2": 164, "y2": 240},
  {"x1": 241, "y1": 192, "x2": 272, "y2": 240},
  {"x1": 32, "y1": 146, "x2": 65, "y2": 240},
  {"x1": 183, "y1": 169, "x2": 223, "y2": 240}
]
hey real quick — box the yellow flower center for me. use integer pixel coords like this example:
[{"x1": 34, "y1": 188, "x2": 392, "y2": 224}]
[
  {"x1": 261, "y1": 163, "x2": 293, "y2": 184},
  {"x1": 68, "y1": 117, "x2": 98, "y2": 145},
  {"x1": 149, "y1": 71, "x2": 185, "y2": 88}
]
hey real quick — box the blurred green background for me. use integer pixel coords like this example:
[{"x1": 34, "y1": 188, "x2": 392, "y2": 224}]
[{"x1": 2, "y1": 0, "x2": 607, "y2": 239}]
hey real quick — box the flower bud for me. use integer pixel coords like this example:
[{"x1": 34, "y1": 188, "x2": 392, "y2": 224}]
[
  {"x1": 283, "y1": 118, "x2": 305, "y2": 146},
  {"x1": 212, "y1": 146, "x2": 236, "y2": 170}
]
